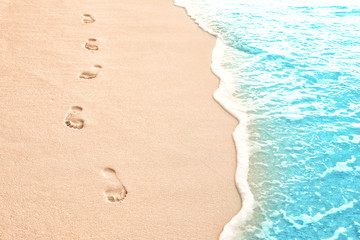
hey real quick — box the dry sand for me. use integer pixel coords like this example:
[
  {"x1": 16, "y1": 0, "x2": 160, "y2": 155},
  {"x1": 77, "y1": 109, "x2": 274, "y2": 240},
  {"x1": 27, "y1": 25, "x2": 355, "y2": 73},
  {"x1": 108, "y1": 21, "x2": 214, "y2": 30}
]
[{"x1": 0, "y1": 0, "x2": 240, "y2": 239}]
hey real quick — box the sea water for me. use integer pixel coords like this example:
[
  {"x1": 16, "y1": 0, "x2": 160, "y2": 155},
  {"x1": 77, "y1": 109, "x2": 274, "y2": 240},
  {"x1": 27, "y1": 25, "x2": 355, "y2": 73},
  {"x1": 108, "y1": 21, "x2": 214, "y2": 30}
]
[{"x1": 174, "y1": 0, "x2": 360, "y2": 239}]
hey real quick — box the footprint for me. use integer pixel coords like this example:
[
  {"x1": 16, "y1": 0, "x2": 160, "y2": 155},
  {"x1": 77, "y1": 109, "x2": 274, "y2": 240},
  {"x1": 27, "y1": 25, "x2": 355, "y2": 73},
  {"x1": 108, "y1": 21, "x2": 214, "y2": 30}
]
[
  {"x1": 85, "y1": 38, "x2": 99, "y2": 51},
  {"x1": 82, "y1": 14, "x2": 95, "y2": 24},
  {"x1": 79, "y1": 65, "x2": 102, "y2": 79},
  {"x1": 64, "y1": 106, "x2": 85, "y2": 129},
  {"x1": 102, "y1": 168, "x2": 127, "y2": 203}
]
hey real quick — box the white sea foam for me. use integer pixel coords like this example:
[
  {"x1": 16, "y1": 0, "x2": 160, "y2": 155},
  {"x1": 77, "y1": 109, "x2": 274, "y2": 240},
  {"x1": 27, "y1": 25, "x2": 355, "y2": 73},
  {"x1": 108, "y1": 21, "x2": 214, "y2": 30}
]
[
  {"x1": 281, "y1": 199, "x2": 358, "y2": 229},
  {"x1": 324, "y1": 227, "x2": 347, "y2": 240},
  {"x1": 174, "y1": 1, "x2": 255, "y2": 239},
  {"x1": 320, "y1": 156, "x2": 356, "y2": 177}
]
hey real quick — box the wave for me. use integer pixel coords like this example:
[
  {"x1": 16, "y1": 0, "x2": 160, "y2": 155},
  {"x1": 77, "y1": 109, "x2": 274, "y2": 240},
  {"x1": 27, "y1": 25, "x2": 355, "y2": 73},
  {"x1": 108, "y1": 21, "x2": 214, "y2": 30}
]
[{"x1": 173, "y1": 1, "x2": 255, "y2": 239}]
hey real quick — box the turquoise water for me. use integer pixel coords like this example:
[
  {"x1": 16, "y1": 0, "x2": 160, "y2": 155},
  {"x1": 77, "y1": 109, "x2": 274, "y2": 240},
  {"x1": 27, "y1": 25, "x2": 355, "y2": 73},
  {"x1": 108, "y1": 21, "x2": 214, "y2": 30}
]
[{"x1": 175, "y1": 0, "x2": 360, "y2": 239}]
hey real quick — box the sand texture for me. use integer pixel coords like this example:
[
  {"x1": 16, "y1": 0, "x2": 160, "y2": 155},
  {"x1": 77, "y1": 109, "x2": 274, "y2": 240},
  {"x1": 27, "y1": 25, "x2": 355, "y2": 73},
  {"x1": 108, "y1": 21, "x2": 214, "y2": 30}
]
[{"x1": 0, "y1": 0, "x2": 240, "y2": 239}]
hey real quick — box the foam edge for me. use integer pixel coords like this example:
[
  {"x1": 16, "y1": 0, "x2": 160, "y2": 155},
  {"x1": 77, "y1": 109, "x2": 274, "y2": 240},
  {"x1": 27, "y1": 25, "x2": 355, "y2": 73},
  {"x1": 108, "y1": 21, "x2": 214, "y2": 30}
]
[{"x1": 174, "y1": 1, "x2": 255, "y2": 239}]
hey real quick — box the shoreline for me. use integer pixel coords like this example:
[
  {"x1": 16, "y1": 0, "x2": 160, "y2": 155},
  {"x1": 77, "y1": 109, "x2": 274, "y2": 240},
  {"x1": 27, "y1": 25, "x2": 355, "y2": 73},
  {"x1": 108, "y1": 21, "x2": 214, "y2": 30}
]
[
  {"x1": 212, "y1": 40, "x2": 253, "y2": 240},
  {"x1": 174, "y1": 2, "x2": 254, "y2": 239},
  {"x1": 1, "y1": 0, "x2": 241, "y2": 239}
]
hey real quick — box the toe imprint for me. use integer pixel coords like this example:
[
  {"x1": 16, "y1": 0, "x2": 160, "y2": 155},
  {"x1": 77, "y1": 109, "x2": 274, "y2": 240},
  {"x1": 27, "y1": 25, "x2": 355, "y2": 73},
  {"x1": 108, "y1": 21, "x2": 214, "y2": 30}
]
[
  {"x1": 79, "y1": 65, "x2": 102, "y2": 80},
  {"x1": 102, "y1": 168, "x2": 127, "y2": 203},
  {"x1": 64, "y1": 106, "x2": 85, "y2": 129},
  {"x1": 104, "y1": 188, "x2": 127, "y2": 203},
  {"x1": 85, "y1": 38, "x2": 99, "y2": 51},
  {"x1": 82, "y1": 14, "x2": 95, "y2": 24}
]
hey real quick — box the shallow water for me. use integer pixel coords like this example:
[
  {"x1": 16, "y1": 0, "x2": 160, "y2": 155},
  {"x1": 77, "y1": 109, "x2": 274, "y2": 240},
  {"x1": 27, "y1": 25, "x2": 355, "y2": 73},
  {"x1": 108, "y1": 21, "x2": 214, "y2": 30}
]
[{"x1": 175, "y1": 0, "x2": 360, "y2": 239}]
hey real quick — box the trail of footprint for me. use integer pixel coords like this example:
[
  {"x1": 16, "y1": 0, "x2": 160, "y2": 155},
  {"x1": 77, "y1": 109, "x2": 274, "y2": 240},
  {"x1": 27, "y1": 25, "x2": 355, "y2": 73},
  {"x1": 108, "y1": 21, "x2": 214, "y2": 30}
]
[
  {"x1": 82, "y1": 14, "x2": 95, "y2": 24},
  {"x1": 64, "y1": 106, "x2": 85, "y2": 129},
  {"x1": 79, "y1": 65, "x2": 102, "y2": 79},
  {"x1": 85, "y1": 38, "x2": 99, "y2": 51},
  {"x1": 102, "y1": 168, "x2": 127, "y2": 203}
]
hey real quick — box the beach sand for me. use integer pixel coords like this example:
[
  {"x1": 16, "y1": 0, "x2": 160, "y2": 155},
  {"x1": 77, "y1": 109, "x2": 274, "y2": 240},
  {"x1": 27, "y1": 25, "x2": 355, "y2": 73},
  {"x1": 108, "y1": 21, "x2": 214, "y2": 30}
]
[{"x1": 0, "y1": 0, "x2": 240, "y2": 239}]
